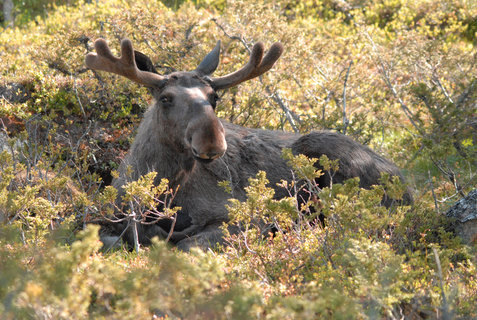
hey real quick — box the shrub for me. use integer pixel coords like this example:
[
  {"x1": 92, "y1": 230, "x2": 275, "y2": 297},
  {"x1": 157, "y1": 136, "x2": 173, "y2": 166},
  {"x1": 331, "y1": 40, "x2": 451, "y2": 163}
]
[{"x1": 1, "y1": 0, "x2": 476, "y2": 318}]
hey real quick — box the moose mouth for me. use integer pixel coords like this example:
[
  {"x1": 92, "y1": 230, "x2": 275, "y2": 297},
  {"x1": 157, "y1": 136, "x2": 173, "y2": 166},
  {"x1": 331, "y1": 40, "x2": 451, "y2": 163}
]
[
  {"x1": 194, "y1": 156, "x2": 215, "y2": 164},
  {"x1": 191, "y1": 146, "x2": 226, "y2": 164}
]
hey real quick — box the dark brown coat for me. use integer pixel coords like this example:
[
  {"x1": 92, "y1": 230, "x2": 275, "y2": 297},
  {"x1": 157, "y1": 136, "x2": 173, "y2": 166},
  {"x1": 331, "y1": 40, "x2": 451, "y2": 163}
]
[{"x1": 85, "y1": 38, "x2": 411, "y2": 251}]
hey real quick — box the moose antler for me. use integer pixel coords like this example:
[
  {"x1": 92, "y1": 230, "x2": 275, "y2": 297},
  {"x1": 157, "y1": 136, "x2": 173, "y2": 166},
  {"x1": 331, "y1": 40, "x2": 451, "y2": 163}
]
[
  {"x1": 85, "y1": 38, "x2": 164, "y2": 87},
  {"x1": 211, "y1": 42, "x2": 284, "y2": 90}
]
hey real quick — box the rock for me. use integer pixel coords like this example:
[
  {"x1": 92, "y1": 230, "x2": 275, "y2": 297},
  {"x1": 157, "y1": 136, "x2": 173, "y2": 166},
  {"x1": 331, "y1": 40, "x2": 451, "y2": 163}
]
[
  {"x1": 0, "y1": 131, "x2": 26, "y2": 155},
  {"x1": 0, "y1": 132, "x2": 8, "y2": 153},
  {"x1": 0, "y1": 83, "x2": 30, "y2": 104},
  {"x1": 446, "y1": 189, "x2": 477, "y2": 245}
]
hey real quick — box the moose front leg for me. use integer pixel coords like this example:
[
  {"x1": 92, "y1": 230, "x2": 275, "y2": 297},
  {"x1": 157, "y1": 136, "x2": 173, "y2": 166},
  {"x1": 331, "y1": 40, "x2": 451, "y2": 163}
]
[{"x1": 175, "y1": 223, "x2": 228, "y2": 251}]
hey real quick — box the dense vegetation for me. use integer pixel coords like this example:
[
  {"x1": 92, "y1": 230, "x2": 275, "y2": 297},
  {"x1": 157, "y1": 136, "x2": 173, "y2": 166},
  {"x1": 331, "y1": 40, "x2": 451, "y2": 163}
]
[{"x1": 0, "y1": 0, "x2": 476, "y2": 318}]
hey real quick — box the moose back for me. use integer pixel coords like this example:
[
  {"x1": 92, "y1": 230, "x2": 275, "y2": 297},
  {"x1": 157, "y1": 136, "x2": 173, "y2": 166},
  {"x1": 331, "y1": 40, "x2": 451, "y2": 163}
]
[{"x1": 85, "y1": 38, "x2": 412, "y2": 251}]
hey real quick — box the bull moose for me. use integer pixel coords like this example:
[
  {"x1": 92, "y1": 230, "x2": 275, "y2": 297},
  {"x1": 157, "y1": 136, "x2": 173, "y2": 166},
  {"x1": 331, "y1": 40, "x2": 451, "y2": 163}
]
[{"x1": 85, "y1": 38, "x2": 412, "y2": 251}]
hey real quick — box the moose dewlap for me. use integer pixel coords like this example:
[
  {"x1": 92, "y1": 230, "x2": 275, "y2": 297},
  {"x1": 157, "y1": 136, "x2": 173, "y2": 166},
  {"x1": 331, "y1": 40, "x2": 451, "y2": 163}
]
[{"x1": 85, "y1": 38, "x2": 411, "y2": 251}]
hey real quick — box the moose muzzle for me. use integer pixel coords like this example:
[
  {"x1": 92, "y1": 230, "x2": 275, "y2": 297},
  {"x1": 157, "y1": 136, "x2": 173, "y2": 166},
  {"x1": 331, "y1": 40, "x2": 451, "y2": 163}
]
[{"x1": 186, "y1": 112, "x2": 227, "y2": 161}]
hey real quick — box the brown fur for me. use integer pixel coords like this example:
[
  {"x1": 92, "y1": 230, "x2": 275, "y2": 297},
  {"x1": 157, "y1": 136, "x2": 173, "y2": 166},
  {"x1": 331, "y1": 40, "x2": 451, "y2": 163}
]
[{"x1": 86, "y1": 39, "x2": 412, "y2": 251}]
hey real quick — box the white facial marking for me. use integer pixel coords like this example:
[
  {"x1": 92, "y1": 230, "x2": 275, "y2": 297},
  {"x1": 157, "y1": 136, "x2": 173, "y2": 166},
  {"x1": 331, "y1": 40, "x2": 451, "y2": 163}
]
[{"x1": 184, "y1": 87, "x2": 207, "y2": 100}]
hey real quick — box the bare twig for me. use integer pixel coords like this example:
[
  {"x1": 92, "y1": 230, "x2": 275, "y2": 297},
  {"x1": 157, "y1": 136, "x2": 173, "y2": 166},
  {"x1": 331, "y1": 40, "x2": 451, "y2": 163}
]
[
  {"x1": 432, "y1": 247, "x2": 451, "y2": 320},
  {"x1": 428, "y1": 170, "x2": 439, "y2": 214},
  {"x1": 433, "y1": 75, "x2": 454, "y2": 104},
  {"x1": 322, "y1": 229, "x2": 336, "y2": 269},
  {"x1": 71, "y1": 75, "x2": 87, "y2": 119},
  {"x1": 130, "y1": 200, "x2": 140, "y2": 253},
  {"x1": 431, "y1": 157, "x2": 465, "y2": 198},
  {"x1": 364, "y1": 30, "x2": 424, "y2": 135},
  {"x1": 266, "y1": 88, "x2": 300, "y2": 132},
  {"x1": 143, "y1": 39, "x2": 158, "y2": 55},
  {"x1": 342, "y1": 60, "x2": 353, "y2": 134},
  {"x1": 211, "y1": 18, "x2": 245, "y2": 44},
  {"x1": 165, "y1": 212, "x2": 177, "y2": 244}
]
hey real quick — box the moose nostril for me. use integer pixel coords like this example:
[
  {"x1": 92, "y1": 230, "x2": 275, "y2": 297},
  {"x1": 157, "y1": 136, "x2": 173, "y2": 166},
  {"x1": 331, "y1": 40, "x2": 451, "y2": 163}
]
[
  {"x1": 206, "y1": 152, "x2": 218, "y2": 159},
  {"x1": 208, "y1": 150, "x2": 226, "y2": 159},
  {"x1": 192, "y1": 147, "x2": 199, "y2": 156}
]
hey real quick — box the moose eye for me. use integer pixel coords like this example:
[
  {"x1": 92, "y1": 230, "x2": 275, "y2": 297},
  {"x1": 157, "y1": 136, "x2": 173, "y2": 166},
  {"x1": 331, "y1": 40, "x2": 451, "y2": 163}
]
[
  {"x1": 159, "y1": 95, "x2": 173, "y2": 105},
  {"x1": 210, "y1": 93, "x2": 220, "y2": 108},
  {"x1": 208, "y1": 92, "x2": 219, "y2": 102}
]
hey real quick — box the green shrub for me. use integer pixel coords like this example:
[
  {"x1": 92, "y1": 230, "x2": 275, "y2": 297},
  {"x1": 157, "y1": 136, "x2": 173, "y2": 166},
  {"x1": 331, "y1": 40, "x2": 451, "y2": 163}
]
[{"x1": 0, "y1": 0, "x2": 476, "y2": 318}]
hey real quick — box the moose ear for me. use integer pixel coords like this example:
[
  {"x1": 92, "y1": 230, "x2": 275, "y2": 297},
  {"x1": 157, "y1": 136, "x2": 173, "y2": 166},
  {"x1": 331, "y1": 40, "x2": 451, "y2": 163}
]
[
  {"x1": 134, "y1": 50, "x2": 158, "y2": 74},
  {"x1": 195, "y1": 40, "x2": 221, "y2": 76}
]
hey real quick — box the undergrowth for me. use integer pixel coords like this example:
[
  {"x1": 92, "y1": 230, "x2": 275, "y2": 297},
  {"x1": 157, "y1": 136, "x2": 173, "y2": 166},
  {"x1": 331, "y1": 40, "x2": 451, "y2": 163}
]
[{"x1": 1, "y1": 0, "x2": 476, "y2": 318}]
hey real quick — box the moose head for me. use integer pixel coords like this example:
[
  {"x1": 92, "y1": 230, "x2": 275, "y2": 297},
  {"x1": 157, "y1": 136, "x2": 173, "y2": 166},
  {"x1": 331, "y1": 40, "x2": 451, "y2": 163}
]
[{"x1": 85, "y1": 38, "x2": 283, "y2": 163}]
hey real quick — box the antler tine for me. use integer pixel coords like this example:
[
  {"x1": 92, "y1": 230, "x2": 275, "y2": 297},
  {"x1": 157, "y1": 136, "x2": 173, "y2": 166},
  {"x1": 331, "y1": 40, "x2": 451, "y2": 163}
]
[
  {"x1": 211, "y1": 42, "x2": 283, "y2": 90},
  {"x1": 211, "y1": 42, "x2": 265, "y2": 90},
  {"x1": 85, "y1": 38, "x2": 164, "y2": 87},
  {"x1": 242, "y1": 42, "x2": 284, "y2": 82}
]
